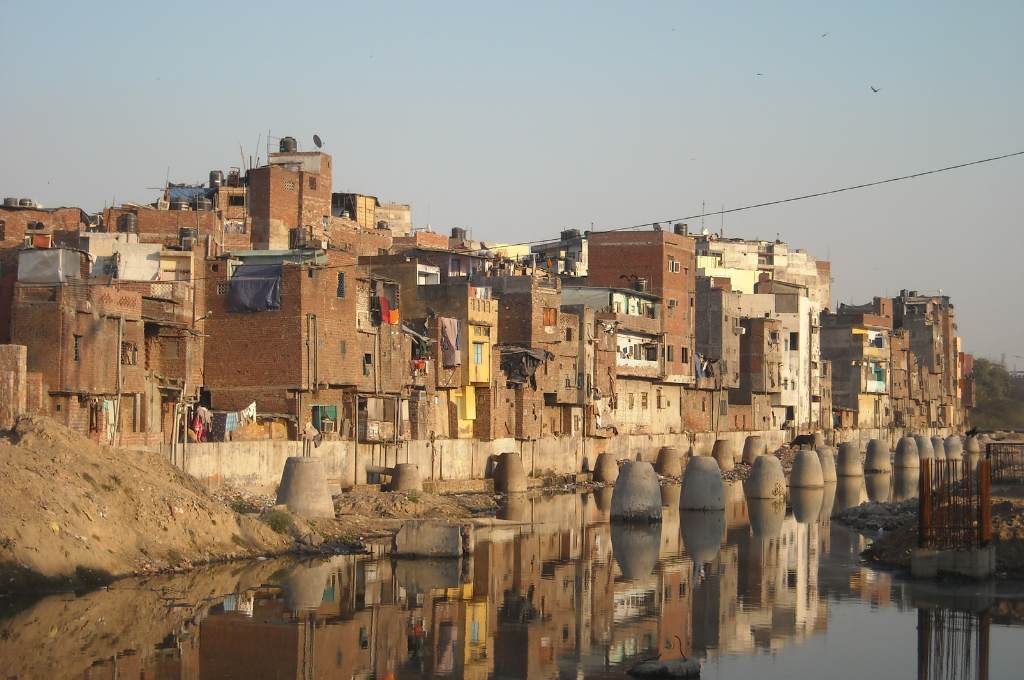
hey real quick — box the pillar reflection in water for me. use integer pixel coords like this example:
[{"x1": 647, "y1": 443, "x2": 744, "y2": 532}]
[{"x1": 917, "y1": 608, "x2": 990, "y2": 680}]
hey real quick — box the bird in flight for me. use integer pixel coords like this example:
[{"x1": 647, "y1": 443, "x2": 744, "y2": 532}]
[
  {"x1": 755, "y1": 73, "x2": 764, "y2": 76},
  {"x1": 821, "y1": 32, "x2": 830, "y2": 37},
  {"x1": 870, "y1": 86, "x2": 881, "y2": 93}
]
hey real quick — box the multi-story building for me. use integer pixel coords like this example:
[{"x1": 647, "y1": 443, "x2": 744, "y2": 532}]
[
  {"x1": 530, "y1": 228, "x2": 589, "y2": 278},
  {"x1": 695, "y1": 235, "x2": 831, "y2": 313},
  {"x1": 820, "y1": 298, "x2": 893, "y2": 429},
  {"x1": 248, "y1": 143, "x2": 333, "y2": 250},
  {"x1": 588, "y1": 225, "x2": 696, "y2": 385}
]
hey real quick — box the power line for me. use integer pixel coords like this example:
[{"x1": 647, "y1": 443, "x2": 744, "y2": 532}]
[
  {"x1": 53, "y1": 148, "x2": 1024, "y2": 288},
  {"x1": 453, "y1": 149, "x2": 1024, "y2": 254}
]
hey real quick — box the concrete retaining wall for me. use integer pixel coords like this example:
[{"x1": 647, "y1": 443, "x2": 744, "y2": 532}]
[{"x1": 167, "y1": 425, "x2": 954, "y2": 492}]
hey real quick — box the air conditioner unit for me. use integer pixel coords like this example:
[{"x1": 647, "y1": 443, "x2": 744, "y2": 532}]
[{"x1": 733, "y1": 325, "x2": 746, "y2": 335}]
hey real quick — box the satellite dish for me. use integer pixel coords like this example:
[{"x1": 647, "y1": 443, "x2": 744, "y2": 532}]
[
  {"x1": 701, "y1": 227, "x2": 711, "y2": 236},
  {"x1": 313, "y1": 134, "x2": 323, "y2": 149}
]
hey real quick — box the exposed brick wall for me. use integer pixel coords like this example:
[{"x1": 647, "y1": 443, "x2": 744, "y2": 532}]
[
  {"x1": 588, "y1": 230, "x2": 695, "y2": 382},
  {"x1": 249, "y1": 153, "x2": 333, "y2": 250},
  {"x1": 101, "y1": 207, "x2": 222, "y2": 248},
  {"x1": 0, "y1": 206, "x2": 87, "y2": 249}
]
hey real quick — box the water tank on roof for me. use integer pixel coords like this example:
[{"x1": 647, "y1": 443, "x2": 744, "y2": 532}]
[
  {"x1": 171, "y1": 197, "x2": 189, "y2": 211},
  {"x1": 194, "y1": 197, "x2": 213, "y2": 211},
  {"x1": 279, "y1": 136, "x2": 298, "y2": 153},
  {"x1": 209, "y1": 170, "x2": 224, "y2": 188},
  {"x1": 179, "y1": 227, "x2": 198, "y2": 240},
  {"x1": 18, "y1": 198, "x2": 35, "y2": 207},
  {"x1": 3, "y1": 197, "x2": 18, "y2": 207},
  {"x1": 633, "y1": 278, "x2": 649, "y2": 293},
  {"x1": 451, "y1": 227, "x2": 467, "y2": 240},
  {"x1": 674, "y1": 223, "x2": 688, "y2": 235},
  {"x1": 117, "y1": 212, "x2": 138, "y2": 234}
]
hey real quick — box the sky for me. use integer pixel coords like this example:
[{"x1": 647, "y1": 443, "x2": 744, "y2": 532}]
[{"x1": 1, "y1": 1, "x2": 1022, "y2": 362}]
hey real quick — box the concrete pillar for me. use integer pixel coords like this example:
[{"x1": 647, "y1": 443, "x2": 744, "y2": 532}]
[
  {"x1": 792, "y1": 487, "x2": 825, "y2": 524},
  {"x1": 680, "y1": 510, "x2": 725, "y2": 564},
  {"x1": 494, "y1": 452, "x2": 528, "y2": 493},
  {"x1": 741, "y1": 435, "x2": 766, "y2": 465},
  {"x1": 964, "y1": 435, "x2": 982, "y2": 455},
  {"x1": 834, "y1": 476, "x2": 865, "y2": 512},
  {"x1": 611, "y1": 523, "x2": 661, "y2": 580},
  {"x1": 711, "y1": 439, "x2": 735, "y2": 472},
  {"x1": 791, "y1": 450, "x2": 825, "y2": 488},
  {"x1": 660, "y1": 484, "x2": 681, "y2": 509},
  {"x1": 819, "y1": 482, "x2": 837, "y2": 523},
  {"x1": 931, "y1": 435, "x2": 947, "y2": 460},
  {"x1": 914, "y1": 435, "x2": 935, "y2": 461},
  {"x1": 895, "y1": 437, "x2": 919, "y2": 469},
  {"x1": 893, "y1": 468, "x2": 919, "y2": 502},
  {"x1": 816, "y1": 446, "x2": 838, "y2": 483},
  {"x1": 836, "y1": 442, "x2": 863, "y2": 477},
  {"x1": 388, "y1": 463, "x2": 423, "y2": 492},
  {"x1": 680, "y1": 456, "x2": 725, "y2": 510},
  {"x1": 944, "y1": 436, "x2": 963, "y2": 461},
  {"x1": 865, "y1": 439, "x2": 892, "y2": 473},
  {"x1": 276, "y1": 457, "x2": 335, "y2": 519},
  {"x1": 610, "y1": 461, "x2": 662, "y2": 522},
  {"x1": 593, "y1": 453, "x2": 619, "y2": 484},
  {"x1": 748, "y1": 498, "x2": 786, "y2": 540},
  {"x1": 655, "y1": 446, "x2": 684, "y2": 477},
  {"x1": 866, "y1": 472, "x2": 892, "y2": 502},
  {"x1": 813, "y1": 432, "x2": 826, "y2": 448},
  {"x1": 744, "y1": 456, "x2": 786, "y2": 499}
]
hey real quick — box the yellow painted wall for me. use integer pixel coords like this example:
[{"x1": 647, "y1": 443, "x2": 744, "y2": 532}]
[
  {"x1": 695, "y1": 256, "x2": 759, "y2": 293},
  {"x1": 467, "y1": 324, "x2": 491, "y2": 384}
]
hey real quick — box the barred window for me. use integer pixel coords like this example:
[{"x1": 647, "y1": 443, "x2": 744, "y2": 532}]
[{"x1": 120, "y1": 342, "x2": 138, "y2": 366}]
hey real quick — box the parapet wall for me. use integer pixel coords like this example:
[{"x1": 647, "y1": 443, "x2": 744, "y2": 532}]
[{"x1": 167, "y1": 425, "x2": 952, "y2": 493}]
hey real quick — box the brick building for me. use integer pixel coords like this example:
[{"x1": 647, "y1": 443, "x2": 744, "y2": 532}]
[
  {"x1": 821, "y1": 298, "x2": 893, "y2": 429},
  {"x1": 249, "y1": 147, "x2": 333, "y2": 250},
  {"x1": 587, "y1": 226, "x2": 696, "y2": 385}
]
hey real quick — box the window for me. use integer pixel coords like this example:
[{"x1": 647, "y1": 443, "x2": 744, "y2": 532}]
[
  {"x1": 73, "y1": 335, "x2": 82, "y2": 361},
  {"x1": 641, "y1": 393, "x2": 648, "y2": 409},
  {"x1": 120, "y1": 342, "x2": 138, "y2": 366},
  {"x1": 789, "y1": 332, "x2": 799, "y2": 350},
  {"x1": 656, "y1": 389, "x2": 664, "y2": 409},
  {"x1": 363, "y1": 353, "x2": 372, "y2": 376},
  {"x1": 645, "y1": 344, "x2": 658, "y2": 361},
  {"x1": 668, "y1": 257, "x2": 680, "y2": 273},
  {"x1": 216, "y1": 282, "x2": 229, "y2": 295},
  {"x1": 336, "y1": 273, "x2": 346, "y2": 298},
  {"x1": 339, "y1": 340, "x2": 347, "y2": 355},
  {"x1": 27, "y1": 220, "x2": 43, "y2": 230},
  {"x1": 322, "y1": 216, "x2": 329, "y2": 232},
  {"x1": 666, "y1": 345, "x2": 674, "y2": 362},
  {"x1": 628, "y1": 393, "x2": 635, "y2": 409},
  {"x1": 681, "y1": 347, "x2": 689, "y2": 363},
  {"x1": 283, "y1": 180, "x2": 296, "y2": 192},
  {"x1": 228, "y1": 195, "x2": 245, "y2": 207},
  {"x1": 308, "y1": 176, "x2": 317, "y2": 190},
  {"x1": 565, "y1": 327, "x2": 573, "y2": 341},
  {"x1": 473, "y1": 342, "x2": 484, "y2": 365},
  {"x1": 667, "y1": 298, "x2": 678, "y2": 308},
  {"x1": 543, "y1": 307, "x2": 557, "y2": 326}
]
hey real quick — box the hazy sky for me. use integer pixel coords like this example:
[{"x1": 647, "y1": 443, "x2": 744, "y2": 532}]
[{"x1": 2, "y1": 1, "x2": 1022, "y2": 362}]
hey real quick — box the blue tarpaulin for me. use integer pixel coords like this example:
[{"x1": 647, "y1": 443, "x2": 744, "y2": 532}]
[
  {"x1": 167, "y1": 186, "x2": 215, "y2": 202},
  {"x1": 228, "y1": 264, "x2": 282, "y2": 312}
]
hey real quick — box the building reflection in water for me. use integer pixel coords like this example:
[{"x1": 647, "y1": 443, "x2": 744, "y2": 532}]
[{"x1": 21, "y1": 479, "x2": 1004, "y2": 680}]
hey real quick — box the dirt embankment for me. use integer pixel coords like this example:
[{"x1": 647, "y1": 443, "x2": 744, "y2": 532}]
[{"x1": 0, "y1": 417, "x2": 292, "y2": 594}]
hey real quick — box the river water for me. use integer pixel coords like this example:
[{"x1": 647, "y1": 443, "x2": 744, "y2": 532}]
[{"x1": 1, "y1": 476, "x2": 1021, "y2": 679}]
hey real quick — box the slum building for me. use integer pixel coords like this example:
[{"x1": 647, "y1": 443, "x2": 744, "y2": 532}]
[
  {"x1": 8, "y1": 248, "x2": 156, "y2": 445},
  {"x1": 587, "y1": 225, "x2": 696, "y2": 385},
  {"x1": 820, "y1": 298, "x2": 893, "y2": 429}
]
